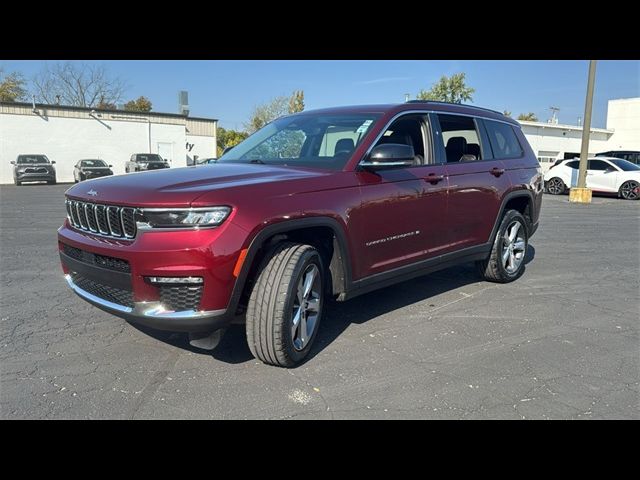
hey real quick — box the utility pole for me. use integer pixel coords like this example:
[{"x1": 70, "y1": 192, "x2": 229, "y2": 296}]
[{"x1": 569, "y1": 60, "x2": 597, "y2": 204}]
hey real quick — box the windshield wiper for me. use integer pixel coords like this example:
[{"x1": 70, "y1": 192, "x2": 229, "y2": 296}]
[{"x1": 249, "y1": 159, "x2": 265, "y2": 164}]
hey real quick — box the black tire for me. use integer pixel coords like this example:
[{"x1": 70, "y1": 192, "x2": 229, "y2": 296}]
[
  {"x1": 477, "y1": 209, "x2": 529, "y2": 283},
  {"x1": 246, "y1": 242, "x2": 325, "y2": 367},
  {"x1": 15, "y1": 180, "x2": 21, "y2": 186},
  {"x1": 48, "y1": 179, "x2": 56, "y2": 185},
  {"x1": 619, "y1": 180, "x2": 639, "y2": 200},
  {"x1": 546, "y1": 177, "x2": 566, "y2": 195}
]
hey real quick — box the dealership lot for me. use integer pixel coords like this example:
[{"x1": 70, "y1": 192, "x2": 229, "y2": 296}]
[{"x1": 1, "y1": 184, "x2": 638, "y2": 419}]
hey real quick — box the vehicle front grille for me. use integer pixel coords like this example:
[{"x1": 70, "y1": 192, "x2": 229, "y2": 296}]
[
  {"x1": 71, "y1": 272, "x2": 134, "y2": 308},
  {"x1": 62, "y1": 243, "x2": 131, "y2": 273},
  {"x1": 25, "y1": 167, "x2": 48, "y2": 174},
  {"x1": 66, "y1": 199, "x2": 137, "y2": 239},
  {"x1": 160, "y1": 285, "x2": 203, "y2": 312}
]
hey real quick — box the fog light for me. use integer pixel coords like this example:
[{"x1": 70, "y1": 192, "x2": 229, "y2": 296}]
[{"x1": 147, "y1": 276, "x2": 203, "y2": 284}]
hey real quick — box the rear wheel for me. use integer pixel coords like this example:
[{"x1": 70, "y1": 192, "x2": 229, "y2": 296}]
[
  {"x1": 546, "y1": 177, "x2": 566, "y2": 195},
  {"x1": 246, "y1": 242, "x2": 324, "y2": 367},
  {"x1": 477, "y1": 209, "x2": 528, "y2": 283},
  {"x1": 15, "y1": 180, "x2": 21, "y2": 186},
  {"x1": 619, "y1": 180, "x2": 639, "y2": 200}
]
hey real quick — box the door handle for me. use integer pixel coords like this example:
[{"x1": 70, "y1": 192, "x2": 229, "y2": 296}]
[
  {"x1": 425, "y1": 173, "x2": 445, "y2": 184},
  {"x1": 490, "y1": 167, "x2": 505, "y2": 177}
]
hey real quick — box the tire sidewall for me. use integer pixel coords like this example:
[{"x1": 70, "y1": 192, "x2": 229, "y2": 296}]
[
  {"x1": 620, "y1": 181, "x2": 639, "y2": 200},
  {"x1": 281, "y1": 249, "x2": 325, "y2": 364},
  {"x1": 493, "y1": 211, "x2": 529, "y2": 281}
]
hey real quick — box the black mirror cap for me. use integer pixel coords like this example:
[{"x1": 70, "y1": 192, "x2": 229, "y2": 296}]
[
  {"x1": 109, "y1": 165, "x2": 113, "y2": 168},
  {"x1": 51, "y1": 161, "x2": 56, "y2": 164},
  {"x1": 10, "y1": 161, "x2": 15, "y2": 165},
  {"x1": 361, "y1": 143, "x2": 415, "y2": 170}
]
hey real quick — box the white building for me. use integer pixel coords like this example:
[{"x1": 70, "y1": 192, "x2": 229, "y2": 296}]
[
  {"x1": 0, "y1": 102, "x2": 217, "y2": 184},
  {"x1": 520, "y1": 97, "x2": 639, "y2": 171}
]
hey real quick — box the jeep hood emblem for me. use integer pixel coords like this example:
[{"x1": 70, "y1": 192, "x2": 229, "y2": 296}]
[{"x1": 87, "y1": 189, "x2": 98, "y2": 196}]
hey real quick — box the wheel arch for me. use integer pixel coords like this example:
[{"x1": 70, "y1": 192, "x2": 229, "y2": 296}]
[
  {"x1": 229, "y1": 217, "x2": 353, "y2": 316},
  {"x1": 489, "y1": 190, "x2": 535, "y2": 245}
]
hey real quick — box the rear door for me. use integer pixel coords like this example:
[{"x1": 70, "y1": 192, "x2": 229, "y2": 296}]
[{"x1": 432, "y1": 113, "x2": 511, "y2": 251}]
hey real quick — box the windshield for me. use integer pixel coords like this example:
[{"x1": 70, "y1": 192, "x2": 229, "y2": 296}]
[
  {"x1": 137, "y1": 154, "x2": 163, "y2": 162},
  {"x1": 218, "y1": 113, "x2": 380, "y2": 170},
  {"x1": 610, "y1": 159, "x2": 640, "y2": 171},
  {"x1": 81, "y1": 159, "x2": 108, "y2": 167},
  {"x1": 17, "y1": 155, "x2": 49, "y2": 164}
]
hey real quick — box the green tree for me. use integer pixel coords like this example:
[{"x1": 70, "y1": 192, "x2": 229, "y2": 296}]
[
  {"x1": 503, "y1": 110, "x2": 512, "y2": 118},
  {"x1": 124, "y1": 96, "x2": 152, "y2": 112},
  {"x1": 0, "y1": 68, "x2": 28, "y2": 102},
  {"x1": 517, "y1": 112, "x2": 538, "y2": 121},
  {"x1": 245, "y1": 90, "x2": 305, "y2": 133},
  {"x1": 416, "y1": 73, "x2": 474, "y2": 104},
  {"x1": 217, "y1": 126, "x2": 249, "y2": 157},
  {"x1": 96, "y1": 95, "x2": 117, "y2": 109},
  {"x1": 288, "y1": 90, "x2": 305, "y2": 113}
]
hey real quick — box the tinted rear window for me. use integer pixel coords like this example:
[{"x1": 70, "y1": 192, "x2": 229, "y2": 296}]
[
  {"x1": 484, "y1": 120, "x2": 523, "y2": 159},
  {"x1": 566, "y1": 161, "x2": 580, "y2": 169}
]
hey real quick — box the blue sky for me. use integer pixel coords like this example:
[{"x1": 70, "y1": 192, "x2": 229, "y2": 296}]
[{"x1": 2, "y1": 60, "x2": 638, "y2": 130}]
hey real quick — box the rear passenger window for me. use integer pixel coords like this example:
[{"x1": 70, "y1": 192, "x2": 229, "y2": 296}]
[
  {"x1": 566, "y1": 161, "x2": 580, "y2": 169},
  {"x1": 484, "y1": 120, "x2": 523, "y2": 159},
  {"x1": 588, "y1": 160, "x2": 610, "y2": 171},
  {"x1": 437, "y1": 114, "x2": 483, "y2": 163}
]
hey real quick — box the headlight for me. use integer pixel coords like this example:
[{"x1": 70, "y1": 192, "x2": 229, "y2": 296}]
[{"x1": 137, "y1": 207, "x2": 231, "y2": 229}]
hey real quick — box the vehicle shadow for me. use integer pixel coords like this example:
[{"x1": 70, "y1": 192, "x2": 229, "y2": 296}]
[{"x1": 134, "y1": 245, "x2": 536, "y2": 366}]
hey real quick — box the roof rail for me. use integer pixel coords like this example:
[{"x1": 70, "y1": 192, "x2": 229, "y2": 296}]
[{"x1": 406, "y1": 100, "x2": 503, "y2": 116}]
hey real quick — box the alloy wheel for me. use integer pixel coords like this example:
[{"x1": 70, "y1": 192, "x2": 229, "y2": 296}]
[
  {"x1": 547, "y1": 178, "x2": 565, "y2": 195},
  {"x1": 502, "y1": 220, "x2": 526, "y2": 274},
  {"x1": 291, "y1": 264, "x2": 321, "y2": 351},
  {"x1": 620, "y1": 181, "x2": 639, "y2": 200}
]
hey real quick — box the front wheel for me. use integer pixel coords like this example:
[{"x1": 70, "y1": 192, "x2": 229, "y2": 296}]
[
  {"x1": 477, "y1": 209, "x2": 528, "y2": 283},
  {"x1": 246, "y1": 242, "x2": 324, "y2": 367},
  {"x1": 619, "y1": 180, "x2": 639, "y2": 200},
  {"x1": 546, "y1": 177, "x2": 566, "y2": 195}
]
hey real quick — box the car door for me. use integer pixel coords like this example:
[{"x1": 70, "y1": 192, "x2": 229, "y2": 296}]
[
  {"x1": 351, "y1": 113, "x2": 449, "y2": 278},
  {"x1": 433, "y1": 113, "x2": 512, "y2": 251},
  {"x1": 587, "y1": 159, "x2": 618, "y2": 193}
]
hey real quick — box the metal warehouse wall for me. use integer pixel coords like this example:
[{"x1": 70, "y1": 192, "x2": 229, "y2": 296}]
[{"x1": 0, "y1": 107, "x2": 217, "y2": 184}]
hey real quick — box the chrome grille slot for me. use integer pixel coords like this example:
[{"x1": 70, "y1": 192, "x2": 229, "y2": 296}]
[
  {"x1": 76, "y1": 202, "x2": 88, "y2": 229},
  {"x1": 64, "y1": 199, "x2": 137, "y2": 239},
  {"x1": 121, "y1": 208, "x2": 136, "y2": 238},
  {"x1": 95, "y1": 205, "x2": 109, "y2": 234},
  {"x1": 107, "y1": 206, "x2": 123, "y2": 237},
  {"x1": 85, "y1": 204, "x2": 98, "y2": 232}
]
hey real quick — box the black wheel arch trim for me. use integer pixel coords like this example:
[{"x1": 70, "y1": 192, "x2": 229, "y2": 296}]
[
  {"x1": 227, "y1": 217, "x2": 354, "y2": 316},
  {"x1": 489, "y1": 190, "x2": 536, "y2": 244}
]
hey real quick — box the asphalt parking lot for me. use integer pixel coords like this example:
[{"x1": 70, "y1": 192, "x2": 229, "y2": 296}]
[{"x1": 1, "y1": 184, "x2": 638, "y2": 419}]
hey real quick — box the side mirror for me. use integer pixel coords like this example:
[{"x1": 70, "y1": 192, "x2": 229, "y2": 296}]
[
  {"x1": 222, "y1": 146, "x2": 234, "y2": 155},
  {"x1": 51, "y1": 161, "x2": 56, "y2": 164},
  {"x1": 361, "y1": 144, "x2": 415, "y2": 170},
  {"x1": 10, "y1": 161, "x2": 15, "y2": 165},
  {"x1": 109, "y1": 164, "x2": 113, "y2": 168}
]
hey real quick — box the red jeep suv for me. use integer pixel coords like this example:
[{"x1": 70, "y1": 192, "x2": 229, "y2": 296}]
[{"x1": 58, "y1": 101, "x2": 543, "y2": 367}]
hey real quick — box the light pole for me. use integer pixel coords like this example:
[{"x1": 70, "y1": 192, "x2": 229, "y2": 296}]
[{"x1": 569, "y1": 60, "x2": 597, "y2": 204}]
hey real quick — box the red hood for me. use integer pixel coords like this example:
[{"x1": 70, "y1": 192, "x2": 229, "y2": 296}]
[{"x1": 64, "y1": 163, "x2": 329, "y2": 207}]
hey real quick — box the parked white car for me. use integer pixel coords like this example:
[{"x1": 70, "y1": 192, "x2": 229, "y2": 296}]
[{"x1": 544, "y1": 157, "x2": 640, "y2": 200}]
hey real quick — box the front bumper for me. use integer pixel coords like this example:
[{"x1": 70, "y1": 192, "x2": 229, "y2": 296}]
[
  {"x1": 17, "y1": 172, "x2": 55, "y2": 182},
  {"x1": 64, "y1": 274, "x2": 229, "y2": 332},
  {"x1": 58, "y1": 216, "x2": 249, "y2": 333}
]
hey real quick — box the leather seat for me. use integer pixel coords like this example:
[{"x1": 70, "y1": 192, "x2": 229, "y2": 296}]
[
  {"x1": 446, "y1": 137, "x2": 468, "y2": 162},
  {"x1": 466, "y1": 143, "x2": 481, "y2": 160},
  {"x1": 334, "y1": 138, "x2": 355, "y2": 156}
]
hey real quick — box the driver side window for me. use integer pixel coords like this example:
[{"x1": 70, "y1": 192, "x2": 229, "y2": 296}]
[{"x1": 373, "y1": 115, "x2": 427, "y2": 166}]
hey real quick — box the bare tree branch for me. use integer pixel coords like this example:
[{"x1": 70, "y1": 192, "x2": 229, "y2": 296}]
[{"x1": 33, "y1": 62, "x2": 127, "y2": 107}]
